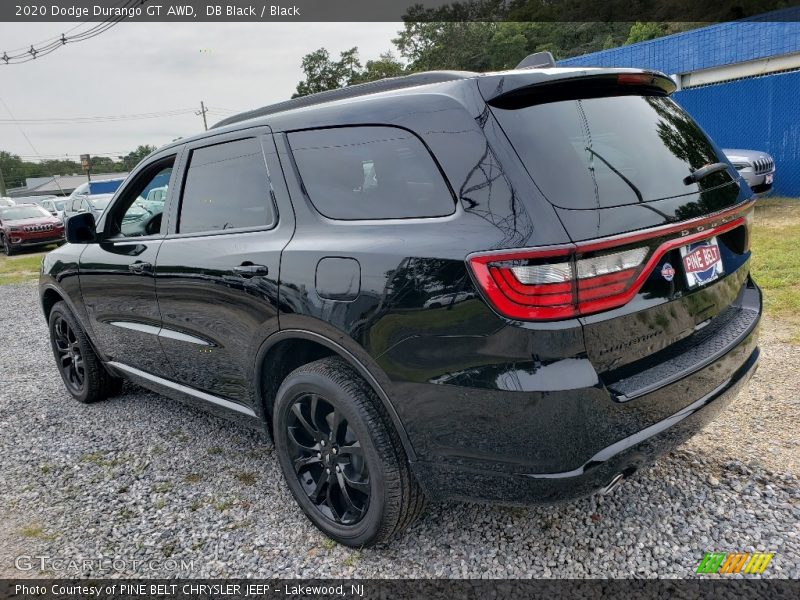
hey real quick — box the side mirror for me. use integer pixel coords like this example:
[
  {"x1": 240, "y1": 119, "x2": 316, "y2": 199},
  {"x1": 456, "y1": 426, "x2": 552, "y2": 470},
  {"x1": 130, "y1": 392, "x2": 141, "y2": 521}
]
[{"x1": 65, "y1": 212, "x2": 97, "y2": 244}]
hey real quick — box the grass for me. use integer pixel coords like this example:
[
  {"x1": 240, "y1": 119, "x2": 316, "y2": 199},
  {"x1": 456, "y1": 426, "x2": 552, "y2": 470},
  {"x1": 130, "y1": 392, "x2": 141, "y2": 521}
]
[
  {"x1": 750, "y1": 198, "x2": 800, "y2": 342},
  {"x1": 18, "y1": 523, "x2": 58, "y2": 540},
  {"x1": 234, "y1": 471, "x2": 257, "y2": 486},
  {"x1": 0, "y1": 252, "x2": 44, "y2": 285}
]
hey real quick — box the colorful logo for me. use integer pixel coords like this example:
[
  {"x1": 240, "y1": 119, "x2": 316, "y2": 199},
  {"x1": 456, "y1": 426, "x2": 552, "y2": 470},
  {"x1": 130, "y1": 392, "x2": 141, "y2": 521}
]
[
  {"x1": 661, "y1": 262, "x2": 675, "y2": 282},
  {"x1": 696, "y1": 552, "x2": 774, "y2": 575},
  {"x1": 682, "y1": 242, "x2": 722, "y2": 282}
]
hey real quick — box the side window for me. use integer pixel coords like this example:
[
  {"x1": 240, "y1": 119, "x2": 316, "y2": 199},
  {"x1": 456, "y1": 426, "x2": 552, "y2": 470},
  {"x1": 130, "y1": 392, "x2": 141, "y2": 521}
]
[
  {"x1": 178, "y1": 137, "x2": 274, "y2": 235},
  {"x1": 288, "y1": 126, "x2": 455, "y2": 220},
  {"x1": 106, "y1": 156, "x2": 175, "y2": 238}
]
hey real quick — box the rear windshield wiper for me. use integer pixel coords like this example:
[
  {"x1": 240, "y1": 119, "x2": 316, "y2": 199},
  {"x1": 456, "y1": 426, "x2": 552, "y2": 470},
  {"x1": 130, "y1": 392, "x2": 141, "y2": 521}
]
[
  {"x1": 683, "y1": 162, "x2": 730, "y2": 185},
  {"x1": 584, "y1": 147, "x2": 643, "y2": 203}
]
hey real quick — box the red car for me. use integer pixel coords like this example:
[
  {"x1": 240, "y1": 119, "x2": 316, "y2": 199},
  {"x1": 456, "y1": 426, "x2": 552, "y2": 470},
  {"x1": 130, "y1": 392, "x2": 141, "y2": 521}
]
[{"x1": 0, "y1": 204, "x2": 65, "y2": 255}]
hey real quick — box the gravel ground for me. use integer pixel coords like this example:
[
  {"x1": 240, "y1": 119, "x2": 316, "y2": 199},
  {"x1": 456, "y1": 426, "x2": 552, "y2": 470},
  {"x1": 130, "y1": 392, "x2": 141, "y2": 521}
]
[{"x1": 1, "y1": 281, "x2": 798, "y2": 578}]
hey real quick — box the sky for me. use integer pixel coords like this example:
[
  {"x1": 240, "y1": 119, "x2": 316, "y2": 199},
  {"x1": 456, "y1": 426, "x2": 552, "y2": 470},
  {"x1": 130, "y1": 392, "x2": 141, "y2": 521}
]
[{"x1": 0, "y1": 22, "x2": 401, "y2": 164}]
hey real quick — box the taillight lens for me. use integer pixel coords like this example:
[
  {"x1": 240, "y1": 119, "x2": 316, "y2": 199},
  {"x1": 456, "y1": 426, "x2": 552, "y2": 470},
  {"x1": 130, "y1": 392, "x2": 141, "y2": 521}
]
[
  {"x1": 468, "y1": 202, "x2": 756, "y2": 321},
  {"x1": 469, "y1": 246, "x2": 649, "y2": 321}
]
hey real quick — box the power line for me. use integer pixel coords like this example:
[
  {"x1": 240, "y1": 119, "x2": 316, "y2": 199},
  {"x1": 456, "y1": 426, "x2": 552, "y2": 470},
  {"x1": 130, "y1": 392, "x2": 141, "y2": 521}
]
[
  {"x1": 0, "y1": 108, "x2": 196, "y2": 124},
  {"x1": 1, "y1": 0, "x2": 149, "y2": 66},
  {"x1": 0, "y1": 96, "x2": 66, "y2": 194}
]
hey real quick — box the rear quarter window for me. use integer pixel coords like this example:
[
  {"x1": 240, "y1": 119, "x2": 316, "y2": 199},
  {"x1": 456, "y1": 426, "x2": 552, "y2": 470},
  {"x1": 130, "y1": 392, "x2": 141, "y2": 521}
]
[{"x1": 288, "y1": 126, "x2": 455, "y2": 220}]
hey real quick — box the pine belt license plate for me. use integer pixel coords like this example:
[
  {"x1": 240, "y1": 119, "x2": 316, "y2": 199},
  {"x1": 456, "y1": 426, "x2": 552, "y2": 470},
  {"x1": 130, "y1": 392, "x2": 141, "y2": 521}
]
[{"x1": 680, "y1": 237, "x2": 724, "y2": 288}]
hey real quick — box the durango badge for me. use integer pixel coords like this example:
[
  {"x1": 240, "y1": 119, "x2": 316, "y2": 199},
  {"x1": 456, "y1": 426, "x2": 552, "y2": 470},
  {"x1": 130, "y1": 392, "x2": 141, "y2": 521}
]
[{"x1": 661, "y1": 262, "x2": 675, "y2": 282}]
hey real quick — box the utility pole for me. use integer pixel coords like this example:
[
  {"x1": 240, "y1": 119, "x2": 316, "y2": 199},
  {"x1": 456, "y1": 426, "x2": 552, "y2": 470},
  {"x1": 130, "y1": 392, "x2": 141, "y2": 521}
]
[
  {"x1": 0, "y1": 167, "x2": 6, "y2": 197},
  {"x1": 197, "y1": 101, "x2": 208, "y2": 131}
]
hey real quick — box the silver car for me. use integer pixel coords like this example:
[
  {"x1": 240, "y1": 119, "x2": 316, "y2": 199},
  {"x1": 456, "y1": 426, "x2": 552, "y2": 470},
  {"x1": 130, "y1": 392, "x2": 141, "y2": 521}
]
[
  {"x1": 64, "y1": 178, "x2": 125, "y2": 221},
  {"x1": 723, "y1": 148, "x2": 775, "y2": 196}
]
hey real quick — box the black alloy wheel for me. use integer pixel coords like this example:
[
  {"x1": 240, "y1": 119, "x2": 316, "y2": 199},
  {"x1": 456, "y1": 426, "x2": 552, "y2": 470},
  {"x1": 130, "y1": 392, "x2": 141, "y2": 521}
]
[
  {"x1": 48, "y1": 301, "x2": 123, "y2": 403},
  {"x1": 273, "y1": 357, "x2": 425, "y2": 547},
  {"x1": 52, "y1": 313, "x2": 85, "y2": 395},
  {"x1": 286, "y1": 392, "x2": 371, "y2": 525}
]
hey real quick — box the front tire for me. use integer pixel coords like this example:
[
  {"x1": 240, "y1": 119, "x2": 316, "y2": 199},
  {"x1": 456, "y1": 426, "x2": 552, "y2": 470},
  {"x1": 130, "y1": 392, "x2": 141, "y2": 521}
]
[
  {"x1": 48, "y1": 301, "x2": 122, "y2": 403},
  {"x1": 2, "y1": 235, "x2": 14, "y2": 256},
  {"x1": 273, "y1": 357, "x2": 425, "y2": 547}
]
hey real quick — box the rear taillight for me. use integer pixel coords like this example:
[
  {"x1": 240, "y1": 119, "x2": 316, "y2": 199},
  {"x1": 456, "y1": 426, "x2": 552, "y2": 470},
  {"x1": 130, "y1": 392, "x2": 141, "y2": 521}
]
[
  {"x1": 469, "y1": 246, "x2": 649, "y2": 320},
  {"x1": 468, "y1": 201, "x2": 755, "y2": 322}
]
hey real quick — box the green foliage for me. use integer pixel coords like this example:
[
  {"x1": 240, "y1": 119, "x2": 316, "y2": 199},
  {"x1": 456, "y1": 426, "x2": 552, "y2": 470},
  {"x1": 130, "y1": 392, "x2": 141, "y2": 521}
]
[
  {"x1": 625, "y1": 22, "x2": 667, "y2": 45},
  {"x1": 120, "y1": 145, "x2": 157, "y2": 171},
  {"x1": 293, "y1": 48, "x2": 406, "y2": 97},
  {"x1": 0, "y1": 145, "x2": 155, "y2": 191}
]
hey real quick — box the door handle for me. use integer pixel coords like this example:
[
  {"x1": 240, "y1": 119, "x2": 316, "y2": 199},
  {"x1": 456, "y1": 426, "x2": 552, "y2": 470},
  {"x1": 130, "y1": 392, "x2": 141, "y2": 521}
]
[
  {"x1": 233, "y1": 263, "x2": 269, "y2": 278},
  {"x1": 128, "y1": 261, "x2": 152, "y2": 274}
]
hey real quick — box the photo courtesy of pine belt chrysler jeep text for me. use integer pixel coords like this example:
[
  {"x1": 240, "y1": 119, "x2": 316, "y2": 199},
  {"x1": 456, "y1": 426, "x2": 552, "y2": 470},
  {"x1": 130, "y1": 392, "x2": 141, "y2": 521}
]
[{"x1": 40, "y1": 59, "x2": 762, "y2": 547}]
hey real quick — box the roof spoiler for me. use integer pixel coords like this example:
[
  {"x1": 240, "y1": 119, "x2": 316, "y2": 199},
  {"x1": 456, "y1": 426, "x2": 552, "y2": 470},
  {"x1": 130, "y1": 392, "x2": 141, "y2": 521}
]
[{"x1": 515, "y1": 51, "x2": 556, "y2": 70}]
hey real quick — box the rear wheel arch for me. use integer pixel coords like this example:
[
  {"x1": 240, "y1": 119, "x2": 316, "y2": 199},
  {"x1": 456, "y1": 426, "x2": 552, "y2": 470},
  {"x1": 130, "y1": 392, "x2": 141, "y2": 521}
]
[{"x1": 254, "y1": 329, "x2": 416, "y2": 461}]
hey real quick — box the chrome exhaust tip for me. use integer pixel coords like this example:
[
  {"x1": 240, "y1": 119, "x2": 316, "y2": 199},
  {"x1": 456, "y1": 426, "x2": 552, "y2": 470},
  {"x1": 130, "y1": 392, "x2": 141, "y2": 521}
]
[{"x1": 602, "y1": 473, "x2": 625, "y2": 495}]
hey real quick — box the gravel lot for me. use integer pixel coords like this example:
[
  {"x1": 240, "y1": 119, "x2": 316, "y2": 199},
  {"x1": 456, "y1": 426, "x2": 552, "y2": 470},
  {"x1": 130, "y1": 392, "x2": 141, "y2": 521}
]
[{"x1": 1, "y1": 281, "x2": 798, "y2": 578}]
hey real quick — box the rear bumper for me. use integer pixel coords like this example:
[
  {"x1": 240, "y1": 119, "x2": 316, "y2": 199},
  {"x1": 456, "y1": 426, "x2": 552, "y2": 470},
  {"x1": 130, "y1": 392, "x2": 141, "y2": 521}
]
[
  {"x1": 408, "y1": 280, "x2": 762, "y2": 504},
  {"x1": 412, "y1": 344, "x2": 758, "y2": 504}
]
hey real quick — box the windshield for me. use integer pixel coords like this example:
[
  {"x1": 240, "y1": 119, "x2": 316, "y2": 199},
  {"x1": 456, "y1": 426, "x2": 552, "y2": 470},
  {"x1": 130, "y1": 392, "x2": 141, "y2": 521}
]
[
  {"x1": 53, "y1": 200, "x2": 66, "y2": 210},
  {"x1": 89, "y1": 196, "x2": 112, "y2": 210},
  {"x1": 493, "y1": 95, "x2": 730, "y2": 209},
  {"x1": 1, "y1": 205, "x2": 51, "y2": 220}
]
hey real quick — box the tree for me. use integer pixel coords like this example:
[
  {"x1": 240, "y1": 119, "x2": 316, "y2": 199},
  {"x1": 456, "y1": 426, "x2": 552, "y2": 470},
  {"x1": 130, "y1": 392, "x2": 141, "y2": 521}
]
[
  {"x1": 352, "y1": 52, "x2": 406, "y2": 84},
  {"x1": 293, "y1": 47, "x2": 364, "y2": 97},
  {"x1": 120, "y1": 145, "x2": 157, "y2": 171},
  {"x1": 625, "y1": 22, "x2": 667, "y2": 45}
]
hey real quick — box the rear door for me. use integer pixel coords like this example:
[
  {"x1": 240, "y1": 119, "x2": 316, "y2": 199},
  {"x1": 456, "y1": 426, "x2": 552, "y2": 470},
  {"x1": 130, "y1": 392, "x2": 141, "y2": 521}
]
[{"x1": 154, "y1": 128, "x2": 294, "y2": 410}]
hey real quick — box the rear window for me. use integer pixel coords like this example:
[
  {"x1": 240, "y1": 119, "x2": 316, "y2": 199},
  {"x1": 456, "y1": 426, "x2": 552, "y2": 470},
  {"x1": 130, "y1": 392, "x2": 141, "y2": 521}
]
[
  {"x1": 493, "y1": 95, "x2": 729, "y2": 209},
  {"x1": 178, "y1": 137, "x2": 274, "y2": 234},
  {"x1": 288, "y1": 126, "x2": 454, "y2": 220}
]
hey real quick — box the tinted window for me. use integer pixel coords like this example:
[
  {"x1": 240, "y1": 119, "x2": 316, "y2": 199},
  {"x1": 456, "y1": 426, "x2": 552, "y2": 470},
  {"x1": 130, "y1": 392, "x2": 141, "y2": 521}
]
[
  {"x1": 289, "y1": 126, "x2": 454, "y2": 220},
  {"x1": 493, "y1": 95, "x2": 728, "y2": 209},
  {"x1": 179, "y1": 138, "x2": 274, "y2": 234}
]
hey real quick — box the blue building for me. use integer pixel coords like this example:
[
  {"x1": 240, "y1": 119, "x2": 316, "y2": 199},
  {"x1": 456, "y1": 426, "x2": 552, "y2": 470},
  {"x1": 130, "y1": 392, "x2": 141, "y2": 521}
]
[{"x1": 559, "y1": 17, "x2": 800, "y2": 197}]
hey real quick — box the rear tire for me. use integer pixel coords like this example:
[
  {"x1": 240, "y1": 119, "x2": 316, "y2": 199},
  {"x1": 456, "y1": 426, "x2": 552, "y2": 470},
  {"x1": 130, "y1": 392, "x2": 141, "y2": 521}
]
[
  {"x1": 273, "y1": 357, "x2": 425, "y2": 547},
  {"x1": 48, "y1": 301, "x2": 123, "y2": 403}
]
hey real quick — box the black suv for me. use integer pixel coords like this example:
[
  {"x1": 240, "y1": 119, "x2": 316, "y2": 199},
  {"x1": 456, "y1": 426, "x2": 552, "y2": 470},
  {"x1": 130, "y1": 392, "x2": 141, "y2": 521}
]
[{"x1": 41, "y1": 65, "x2": 761, "y2": 547}]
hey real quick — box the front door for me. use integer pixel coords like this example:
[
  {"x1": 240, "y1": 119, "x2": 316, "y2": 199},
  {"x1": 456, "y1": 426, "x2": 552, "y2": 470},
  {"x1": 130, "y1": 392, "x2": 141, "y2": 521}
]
[
  {"x1": 79, "y1": 153, "x2": 179, "y2": 377},
  {"x1": 155, "y1": 130, "x2": 294, "y2": 410}
]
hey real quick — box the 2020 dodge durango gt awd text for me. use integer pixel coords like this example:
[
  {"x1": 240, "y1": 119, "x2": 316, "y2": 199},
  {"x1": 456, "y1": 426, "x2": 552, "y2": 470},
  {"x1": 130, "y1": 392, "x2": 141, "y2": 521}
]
[{"x1": 40, "y1": 66, "x2": 761, "y2": 547}]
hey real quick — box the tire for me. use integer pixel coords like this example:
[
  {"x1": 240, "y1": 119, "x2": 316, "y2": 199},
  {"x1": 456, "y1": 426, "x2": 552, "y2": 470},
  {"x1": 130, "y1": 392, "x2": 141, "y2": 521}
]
[
  {"x1": 2, "y1": 235, "x2": 14, "y2": 256},
  {"x1": 273, "y1": 357, "x2": 425, "y2": 547},
  {"x1": 48, "y1": 301, "x2": 123, "y2": 403}
]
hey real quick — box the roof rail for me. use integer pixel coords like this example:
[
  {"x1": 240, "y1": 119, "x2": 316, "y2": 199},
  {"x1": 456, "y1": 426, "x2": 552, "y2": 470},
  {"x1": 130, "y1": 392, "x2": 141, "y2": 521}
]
[
  {"x1": 515, "y1": 51, "x2": 556, "y2": 70},
  {"x1": 211, "y1": 70, "x2": 477, "y2": 128}
]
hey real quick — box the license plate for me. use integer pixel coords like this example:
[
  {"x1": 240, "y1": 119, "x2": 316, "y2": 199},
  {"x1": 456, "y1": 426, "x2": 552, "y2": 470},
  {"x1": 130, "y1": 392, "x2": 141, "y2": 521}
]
[
  {"x1": 680, "y1": 237, "x2": 724, "y2": 288},
  {"x1": 765, "y1": 173, "x2": 774, "y2": 184}
]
